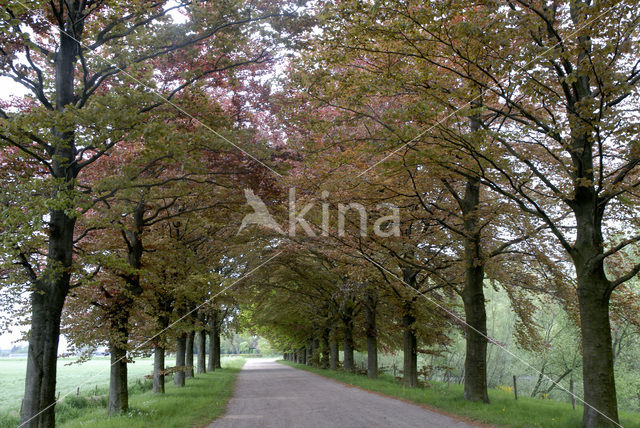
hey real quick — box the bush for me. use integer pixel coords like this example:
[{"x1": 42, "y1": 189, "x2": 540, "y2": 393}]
[
  {"x1": 64, "y1": 395, "x2": 91, "y2": 409},
  {"x1": 130, "y1": 378, "x2": 153, "y2": 395}
]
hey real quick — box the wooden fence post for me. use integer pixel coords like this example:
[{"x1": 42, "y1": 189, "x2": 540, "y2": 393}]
[{"x1": 513, "y1": 375, "x2": 518, "y2": 400}]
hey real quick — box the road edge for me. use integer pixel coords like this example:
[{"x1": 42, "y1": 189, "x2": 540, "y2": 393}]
[{"x1": 277, "y1": 360, "x2": 496, "y2": 428}]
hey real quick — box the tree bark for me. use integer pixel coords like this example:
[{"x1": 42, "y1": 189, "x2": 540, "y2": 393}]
[
  {"x1": 196, "y1": 329, "x2": 206, "y2": 375},
  {"x1": 343, "y1": 323, "x2": 354, "y2": 372},
  {"x1": 311, "y1": 335, "x2": 320, "y2": 367},
  {"x1": 364, "y1": 290, "x2": 378, "y2": 379},
  {"x1": 330, "y1": 332, "x2": 339, "y2": 370},
  {"x1": 185, "y1": 331, "x2": 195, "y2": 378},
  {"x1": 107, "y1": 302, "x2": 131, "y2": 414},
  {"x1": 402, "y1": 312, "x2": 418, "y2": 388},
  {"x1": 108, "y1": 341, "x2": 128, "y2": 414},
  {"x1": 21, "y1": 287, "x2": 67, "y2": 428},
  {"x1": 462, "y1": 276, "x2": 489, "y2": 402},
  {"x1": 214, "y1": 327, "x2": 221, "y2": 369},
  {"x1": 208, "y1": 315, "x2": 216, "y2": 372},
  {"x1": 307, "y1": 339, "x2": 314, "y2": 366},
  {"x1": 174, "y1": 334, "x2": 187, "y2": 387},
  {"x1": 153, "y1": 346, "x2": 165, "y2": 394},
  {"x1": 152, "y1": 313, "x2": 170, "y2": 394},
  {"x1": 320, "y1": 327, "x2": 330, "y2": 369},
  {"x1": 576, "y1": 270, "x2": 618, "y2": 427}
]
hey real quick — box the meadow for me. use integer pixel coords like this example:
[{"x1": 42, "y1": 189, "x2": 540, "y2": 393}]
[
  {"x1": 1, "y1": 356, "x2": 244, "y2": 427},
  {"x1": 0, "y1": 356, "x2": 174, "y2": 413}
]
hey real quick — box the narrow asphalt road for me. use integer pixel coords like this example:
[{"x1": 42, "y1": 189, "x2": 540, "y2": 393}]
[{"x1": 208, "y1": 359, "x2": 477, "y2": 428}]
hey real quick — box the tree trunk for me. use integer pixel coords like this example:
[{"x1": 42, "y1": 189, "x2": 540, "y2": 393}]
[
  {"x1": 311, "y1": 335, "x2": 320, "y2": 367},
  {"x1": 174, "y1": 334, "x2": 186, "y2": 387},
  {"x1": 185, "y1": 331, "x2": 194, "y2": 378},
  {"x1": 208, "y1": 315, "x2": 216, "y2": 372},
  {"x1": 567, "y1": 145, "x2": 619, "y2": 428},
  {"x1": 21, "y1": 287, "x2": 67, "y2": 428},
  {"x1": 462, "y1": 279, "x2": 489, "y2": 402},
  {"x1": 214, "y1": 327, "x2": 221, "y2": 369},
  {"x1": 305, "y1": 345, "x2": 309, "y2": 365},
  {"x1": 402, "y1": 312, "x2": 418, "y2": 388},
  {"x1": 20, "y1": 14, "x2": 80, "y2": 428},
  {"x1": 455, "y1": 115, "x2": 490, "y2": 402},
  {"x1": 343, "y1": 324, "x2": 354, "y2": 372},
  {"x1": 531, "y1": 362, "x2": 546, "y2": 397},
  {"x1": 107, "y1": 200, "x2": 144, "y2": 413},
  {"x1": 307, "y1": 340, "x2": 314, "y2": 366},
  {"x1": 107, "y1": 303, "x2": 131, "y2": 414},
  {"x1": 320, "y1": 328, "x2": 330, "y2": 369},
  {"x1": 577, "y1": 271, "x2": 618, "y2": 427},
  {"x1": 153, "y1": 346, "x2": 165, "y2": 394},
  {"x1": 152, "y1": 313, "x2": 170, "y2": 394},
  {"x1": 196, "y1": 329, "x2": 206, "y2": 375},
  {"x1": 330, "y1": 335, "x2": 339, "y2": 370},
  {"x1": 364, "y1": 290, "x2": 378, "y2": 379},
  {"x1": 108, "y1": 340, "x2": 128, "y2": 414}
]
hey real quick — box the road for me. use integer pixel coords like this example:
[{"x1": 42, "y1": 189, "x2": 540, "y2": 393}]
[{"x1": 208, "y1": 358, "x2": 477, "y2": 428}]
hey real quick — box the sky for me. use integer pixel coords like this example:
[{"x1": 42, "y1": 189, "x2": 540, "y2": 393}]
[{"x1": 0, "y1": 77, "x2": 27, "y2": 349}]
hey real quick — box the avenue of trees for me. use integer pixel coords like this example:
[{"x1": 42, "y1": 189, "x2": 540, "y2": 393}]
[{"x1": 1, "y1": 1, "x2": 640, "y2": 428}]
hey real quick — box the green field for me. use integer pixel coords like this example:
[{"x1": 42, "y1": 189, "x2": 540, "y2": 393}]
[
  {"x1": 0, "y1": 356, "x2": 176, "y2": 413},
  {"x1": 1, "y1": 356, "x2": 244, "y2": 427}
]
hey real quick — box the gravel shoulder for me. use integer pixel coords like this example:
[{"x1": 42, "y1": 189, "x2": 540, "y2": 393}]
[{"x1": 208, "y1": 358, "x2": 478, "y2": 428}]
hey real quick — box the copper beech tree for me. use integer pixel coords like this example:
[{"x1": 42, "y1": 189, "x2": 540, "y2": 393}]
[
  {"x1": 276, "y1": 1, "x2": 640, "y2": 426},
  {"x1": 0, "y1": 1, "x2": 297, "y2": 426}
]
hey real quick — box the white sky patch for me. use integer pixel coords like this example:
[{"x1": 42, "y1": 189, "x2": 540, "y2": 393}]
[
  {"x1": 0, "y1": 326, "x2": 28, "y2": 350},
  {"x1": 165, "y1": 0, "x2": 189, "y2": 24},
  {"x1": 0, "y1": 76, "x2": 28, "y2": 101}
]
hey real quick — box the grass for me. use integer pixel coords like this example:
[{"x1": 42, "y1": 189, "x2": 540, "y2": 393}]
[
  {"x1": 0, "y1": 356, "x2": 175, "y2": 411},
  {"x1": 280, "y1": 361, "x2": 640, "y2": 428},
  {"x1": 0, "y1": 357, "x2": 244, "y2": 428}
]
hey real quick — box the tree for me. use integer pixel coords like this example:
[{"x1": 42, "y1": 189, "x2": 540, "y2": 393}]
[
  {"x1": 411, "y1": 2, "x2": 640, "y2": 425},
  {"x1": 284, "y1": 1, "x2": 640, "y2": 424},
  {"x1": 0, "y1": 1, "x2": 295, "y2": 425}
]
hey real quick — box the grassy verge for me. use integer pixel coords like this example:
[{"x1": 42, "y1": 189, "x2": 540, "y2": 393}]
[
  {"x1": 1, "y1": 358, "x2": 244, "y2": 428},
  {"x1": 0, "y1": 357, "x2": 175, "y2": 412},
  {"x1": 280, "y1": 361, "x2": 640, "y2": 428}
]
